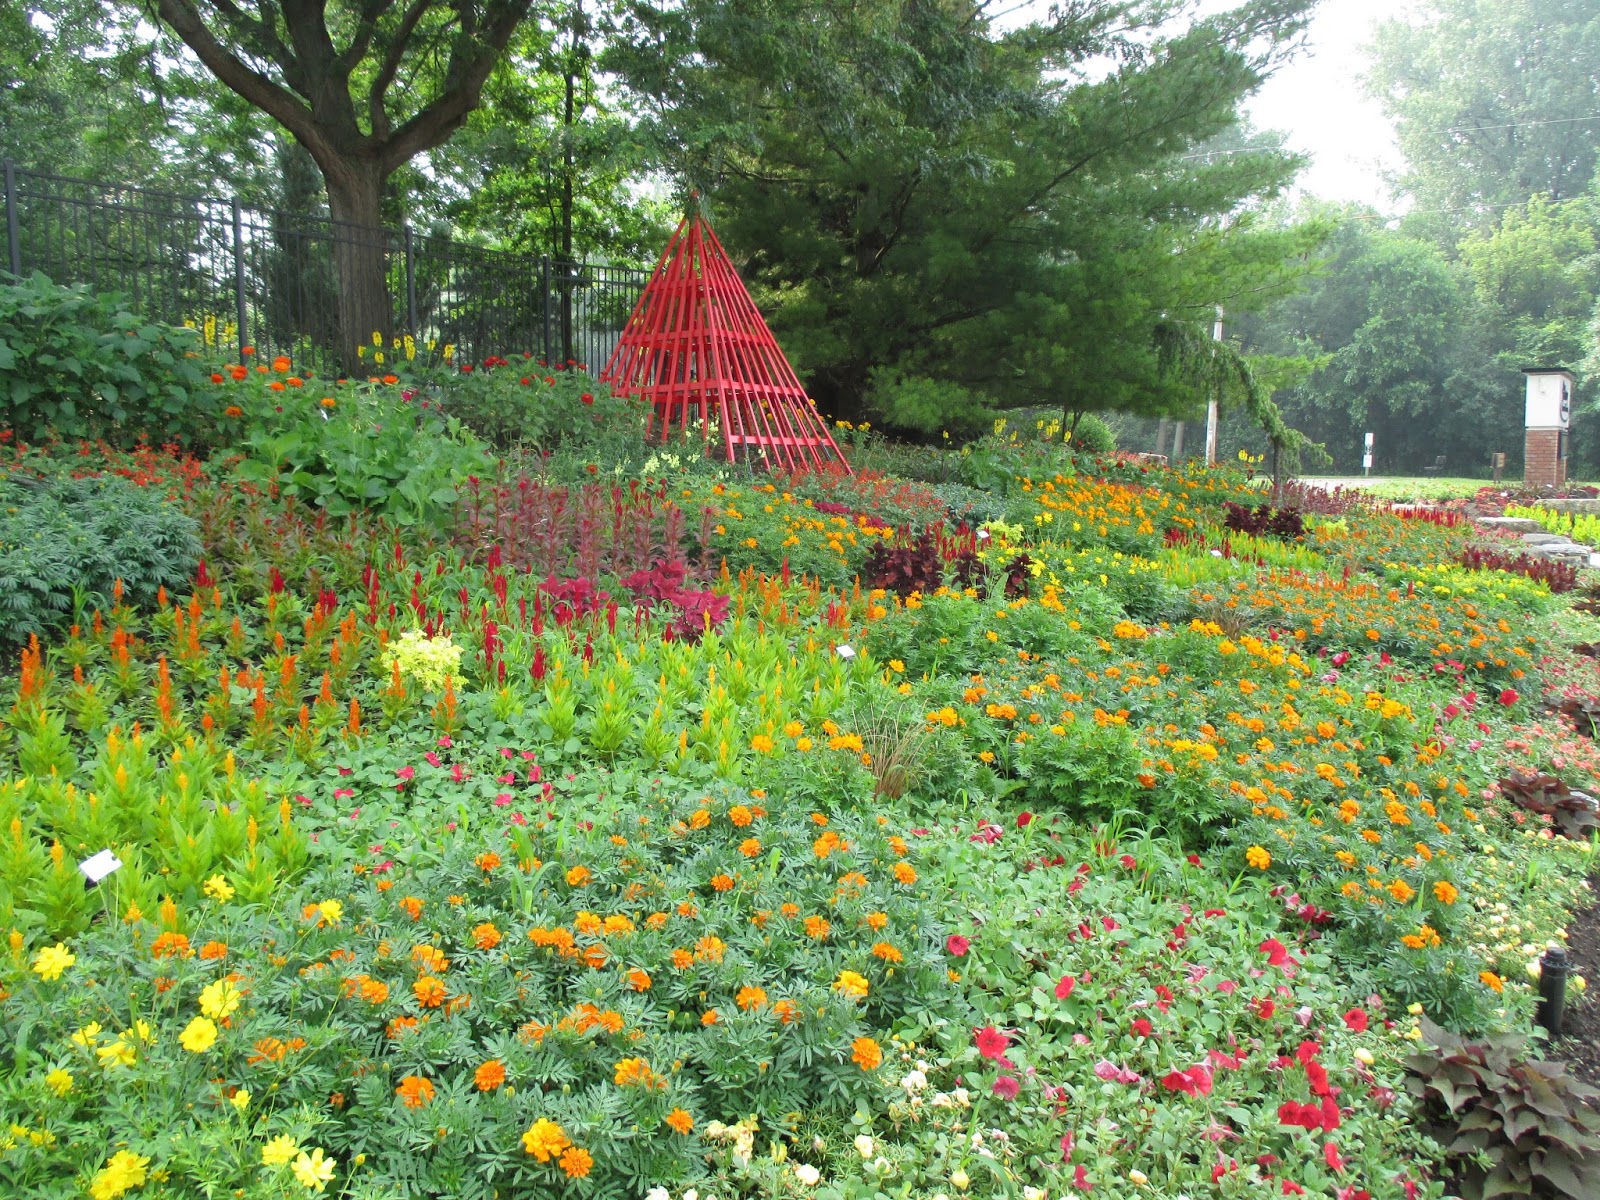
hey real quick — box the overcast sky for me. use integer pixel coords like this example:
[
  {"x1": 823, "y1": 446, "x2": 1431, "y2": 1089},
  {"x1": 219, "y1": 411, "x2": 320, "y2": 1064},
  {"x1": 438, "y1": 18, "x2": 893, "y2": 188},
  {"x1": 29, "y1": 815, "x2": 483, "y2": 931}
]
[{"x1": 1001, "y1": 0, "x2": 1412, "y2": 211}]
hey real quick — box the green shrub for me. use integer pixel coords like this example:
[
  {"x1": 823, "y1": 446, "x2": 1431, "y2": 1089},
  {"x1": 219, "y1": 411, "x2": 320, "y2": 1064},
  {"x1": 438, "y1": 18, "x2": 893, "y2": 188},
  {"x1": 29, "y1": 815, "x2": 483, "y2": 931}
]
[
  {"x1": 425, "y1": 363, "x2": 649, "y2": 460},
  {"x1": 0, "y1": 274, "x2": 212, "y2": 447},
  {"x1": 218, "y1": 368, "x2": 494, "y2": 527},
  {"x1": 0, "y1": 469, "x2": 200, "y2": 642},
  {"x1": 1064, "y1": 411, "x2": 1116, "y2": 453}
]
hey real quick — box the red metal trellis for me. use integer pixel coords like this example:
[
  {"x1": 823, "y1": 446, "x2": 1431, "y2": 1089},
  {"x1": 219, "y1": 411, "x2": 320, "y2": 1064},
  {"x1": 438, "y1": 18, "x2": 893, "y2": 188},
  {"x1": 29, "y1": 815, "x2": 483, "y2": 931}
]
[{"x1": 600, "y1": 204, "x2": 851, "y2": 473}]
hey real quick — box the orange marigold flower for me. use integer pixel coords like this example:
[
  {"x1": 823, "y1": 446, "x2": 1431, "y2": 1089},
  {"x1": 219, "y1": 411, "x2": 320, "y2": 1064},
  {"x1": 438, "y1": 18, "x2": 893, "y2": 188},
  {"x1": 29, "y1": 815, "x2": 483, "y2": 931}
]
[
  {"x1": 1387, "y1": 880, "x2": 1415, "y2": 904},
  {"x1": 359, "y1": 977, "x2": 390, "y2": 1004},
  {"x1": 740, "y1": 837, "x2": 762, "y2": 857},
  {"x1": 396, "y1": 1074, "x2": 435, "y2": 1108},
  {"x1": 773, "y1": 999, "x2": 799, "y2": 1024},
  {"x1": 613, "y1": 1057, "x2": 661, "y2": 1088},
  {"x1": 694, "y1": 935, "x2": 726, "y2": 963},
  {"x1": 413, "y1": 976, "x2": 447, "y2": 1007},
  {"x1": 475, "y1": 851, "x2": 501, "y2": 872},
  {"x1": 474, "y1": 1059, "x2": 506, "y2": 1091},
  {"x1": 387, "y1": 1015, "x2": 420, "y2": 1039},
  {"x1": 701, "y1": 1009, "x2": 719, "y2": 1026},
  {"x1": 780, "y1": 903, "x2": 801, "y2": 919},
  {"x1": 728, "y1": 805, "x2": 753, "y2": 827},
  {"x1": 864, "y1": 912, "x2": 888, "y2": 931},
  {"x1": 473, "y1": 923, "x2": 502, "y2": 950},
  {"x1": 851, "y1": 1036, "x2": 883, "y2": 1070},
  {"x1": 150, "y1": 932, "x2": 193, "y2": 959},
  {"x1": 736, "y1": 985, "x2": 768, "y2": 1011},
  {"x1": 804, "y1": 916, "x2": 831, "y2": 940},
  {"x1": 1432, "y1": 881, "x2": 1459, "y2": 905},
  {"x1": 871, "y1": 941, "x2": 903, "y2": 963},
  {"x1": 710, "y1": 873, "x2": 734, "y2": 892},
  {"x1": 627, "y1": 968, "x2": 652, "y2": 992},
  {"x1": 671, "y1": 948, "x2": 693, "y2": 970},
  {"x1": 566, "y1": 865, "x2": 592, "y2": 887},
  {"x1": 893, "y1": 862, "x2": 918, "y2": 885},
  {"x1": 398, "y1": 895, "x2": 424, "y2": 920},
  {"x1": 223, "y1": 404, "x2": 243, "y2": 418},
  {"x1": 665, "y1": 1107, "x2": 693, "y2": 1135},
  {"x1": 198, "y1": 941, "x2": 228, "y2": 961},
  {"x1": 559, "y1": 1146, "x2": 593, "y2": 1179}
]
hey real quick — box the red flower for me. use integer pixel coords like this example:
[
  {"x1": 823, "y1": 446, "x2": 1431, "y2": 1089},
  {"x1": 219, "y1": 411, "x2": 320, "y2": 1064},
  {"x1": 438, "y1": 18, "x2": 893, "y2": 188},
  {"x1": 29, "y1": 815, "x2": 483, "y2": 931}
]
[
  {"x1": 1281, "y1": 1182, "x2": 1307, "y2": 1196},
  {"x1": 1119, "y1": 854, "x2": 1137, "y2": 870},
  {"x1": 1059, "y1": 1131, "x2": 1075, "y2": 1161},
  {"x1": 1324, "y1": 1142, "x2": 1345, "y2": 1172},
  {"x1": 1072, "y1": 1164, "x2": 1092, "y2": 1191},
  {"x1": 945, "y1": 934, "x2": 970, "y2": 957},
  {"x1": 1259, "y1": 938, "x2": 1291, "y2": 967},
  {"x1": 1016, "y1": 810, "x2": 1033, "y2": 828},
  {"x1": 1130, "y1": 1018, "x2": 1154, "y2": 1038},
  {"x1": 1054, "y1": 974, "x2": 1075, "y2": 999},
  {"x1": 1252, "y1": 997, "x2": 1276, "y2": 1020},
  {"x1": 1498, "y1": 688, "x2": 1518, "y2": 706},
  {"x1": 974, "y1": 1025, "x2": 1010, "y2": 1060},
  {"x1": 1160, "y1": 1063, "x2": 1213, "y2": 1097},
  {"x1": 992, "y1": 1074, "x2": 1020, "y2": 1100},
  {"x1": 1342, "y1": 1007, "x2": 1368, "y2": 1032},
  {"x1": 581, "y1": 392, "x2": 595, "y2": 405}
]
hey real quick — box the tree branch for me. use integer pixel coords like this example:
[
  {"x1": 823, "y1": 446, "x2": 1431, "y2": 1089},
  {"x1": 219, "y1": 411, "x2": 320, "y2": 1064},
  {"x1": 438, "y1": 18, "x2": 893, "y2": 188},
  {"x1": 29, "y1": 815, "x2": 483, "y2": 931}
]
[{"x1": 367, "y1": 0, "x2": 433, "y2": 139}]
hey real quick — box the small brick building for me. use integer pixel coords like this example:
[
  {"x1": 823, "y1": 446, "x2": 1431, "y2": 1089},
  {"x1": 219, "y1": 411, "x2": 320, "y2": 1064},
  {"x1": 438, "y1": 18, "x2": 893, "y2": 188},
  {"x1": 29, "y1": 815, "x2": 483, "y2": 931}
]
[{"x1": 1524, "y1": 367, "x2": 1574, "y2": 488}]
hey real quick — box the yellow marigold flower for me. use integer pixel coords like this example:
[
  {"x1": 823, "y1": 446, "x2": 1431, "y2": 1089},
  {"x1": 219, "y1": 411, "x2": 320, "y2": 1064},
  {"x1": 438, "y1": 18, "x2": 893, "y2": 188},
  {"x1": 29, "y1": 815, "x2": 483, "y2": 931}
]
[
  {"x1": 203, "y1": 874, "x2": 235, "y2": 901},
  {"x1": 522, "y1": 1118, "x2": 571, "y2": 1162},
  {"x1": 261, "y1": 1135, "x2": 299, "y2": 1166},
  {"x1": 783, "y1": 721, "x2": 804, "y2": 738},
  {"x1": 179, "y1": 1017, "x2": 218, "y2": 1053},
  {"x1": 316, "y1": 899, "x2": 343, "y2": 925},
  {"x1": 833, "y1": 969, "x2": 870, "y2": 1000},
  {"x1": 1245, "y1": 845, "x2": 1272, "y2": 870},
  {"x1": 89, "y1": 1149, "x2": 149, "y2": 1200},
  {"x1": 31, "y1": 943, "x2": 74, "y2": 981}
]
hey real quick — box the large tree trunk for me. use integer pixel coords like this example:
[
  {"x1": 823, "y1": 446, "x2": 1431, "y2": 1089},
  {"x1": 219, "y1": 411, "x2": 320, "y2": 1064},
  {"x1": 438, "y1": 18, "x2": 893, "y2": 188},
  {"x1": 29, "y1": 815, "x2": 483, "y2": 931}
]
[{"x1": 324, "y1": 162, "x2": 394, "y2": 375}]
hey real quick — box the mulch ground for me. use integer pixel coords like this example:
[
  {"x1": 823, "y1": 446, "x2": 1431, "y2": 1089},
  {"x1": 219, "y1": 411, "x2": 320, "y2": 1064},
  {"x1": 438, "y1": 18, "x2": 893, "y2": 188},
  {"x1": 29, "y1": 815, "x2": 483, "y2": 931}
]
[{"x1": 1554, "y1": 890, "x2": 1600, "y2": 1091}]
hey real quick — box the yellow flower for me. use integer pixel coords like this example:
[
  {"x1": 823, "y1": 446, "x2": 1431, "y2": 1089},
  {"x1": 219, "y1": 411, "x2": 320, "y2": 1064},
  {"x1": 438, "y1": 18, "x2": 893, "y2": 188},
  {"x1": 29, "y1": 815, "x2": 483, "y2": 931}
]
[
  {"x1": 71, "y1": 1022, "x2": 102, "y2": 1047},
  {"x1": 261, "y1": 1135, "x2": 300, "y2": 1166},
  {"x1": 832, "y1": 969, "x2": 870, "y2": 1000},
  {"x1": 31, "y1": 943, "x2": 74, "y2": 981},
  {"x1": 96, "y1": 1037, "x2": 136, "y2": 1068},
  {"x1": 317, "y1": 899, "x2": 344, "y2": 925},
  {"x1": 179, "y1": 1016, "x2": 218, "y2": 1054},
  {"x1": 200, "y1": 979, "x2": 242, "y2": 1021},
  {"x1": 231, "y1": 1088, "x2": 251, "y2": 1112},
  {"x1": 89, "y1": 1149, "x2": 149, "y2": 1200},
  {"x1": 1245, "y1": 845, "x2": 1271, "y2": 870},
  {"x1": 292, "y1": 1147, "x2": 336, "y2": 1192},
  {"x1": 203, "y1": 874, "x2": 235, "y2": 902},
  {"x1": 751, "y1": 734, "x2": 775, "y2": 753},
  {"x1": 44, "y1": 1068, "x2": 73, "y2": 1097},
  {"x1": 522, "y1": 1117, "x2": 571, "y2": 1162}
]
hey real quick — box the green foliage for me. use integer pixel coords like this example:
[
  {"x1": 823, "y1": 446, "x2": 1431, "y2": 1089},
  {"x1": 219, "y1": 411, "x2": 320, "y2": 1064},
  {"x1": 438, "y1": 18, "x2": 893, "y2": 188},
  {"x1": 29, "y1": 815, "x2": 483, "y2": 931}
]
[
  {"x1": 426, "y1": 364, "x2": 650, "y2": 462},
  {"x1": 0, "y1": 275, "x2": 213, "y2": 448},
  {"x1": 611, "y1": 0, "x2": 1323, "y2": 428},
  {"x1": 221, "y1": 370, "x2": 494, "y2": 527},
  {"x1": 1365, "y1": 0, "x2": 1600, "y2": 222},
  {"x1": 0, "y1": 469, "x2": 200, "y2": 643},
  {"x1": 1404, "y1": 1017, "x2": 1600, "y2": 1200}
]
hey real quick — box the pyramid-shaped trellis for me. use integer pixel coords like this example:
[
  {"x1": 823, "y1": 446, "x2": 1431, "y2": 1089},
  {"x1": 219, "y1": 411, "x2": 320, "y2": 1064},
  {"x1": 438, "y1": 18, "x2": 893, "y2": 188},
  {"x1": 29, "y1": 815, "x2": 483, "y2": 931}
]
[{"x1": 601, "y1": 207, "x2": 851, "y2": 473}]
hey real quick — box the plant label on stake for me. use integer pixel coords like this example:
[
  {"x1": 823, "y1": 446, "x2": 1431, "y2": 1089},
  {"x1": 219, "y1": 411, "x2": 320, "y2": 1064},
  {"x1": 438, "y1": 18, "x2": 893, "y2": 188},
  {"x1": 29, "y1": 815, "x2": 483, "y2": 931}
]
[
  {"x1": 836, "y1": 645, "x2": 856, "y2": 660},
  {"x1": 79, "y1": 849, "x2": 122, "y2": 888}
]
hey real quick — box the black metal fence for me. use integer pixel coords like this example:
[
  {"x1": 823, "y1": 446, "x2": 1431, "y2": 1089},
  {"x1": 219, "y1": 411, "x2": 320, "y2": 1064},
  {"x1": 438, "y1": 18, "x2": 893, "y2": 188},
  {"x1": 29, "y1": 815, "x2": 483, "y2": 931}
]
[{"x1": 0, "y1": 161, "x2": 650, "y2": 374}]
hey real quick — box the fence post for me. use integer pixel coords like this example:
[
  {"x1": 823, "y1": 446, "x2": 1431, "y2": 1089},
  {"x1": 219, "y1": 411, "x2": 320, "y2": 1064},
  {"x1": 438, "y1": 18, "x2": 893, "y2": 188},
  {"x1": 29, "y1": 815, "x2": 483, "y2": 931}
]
[
  {"x1": 404, "y1": 224, "x2": 418, "y2": 334},
  {"x1": 540, "y1": 254, "x2": 552, "y2": 364},
  {"x1": 4, "y1": 160, "x2": 20, "y2": 277},
  {"x1": 230, "y1": 198, "x2": 248, "y2": 365}
]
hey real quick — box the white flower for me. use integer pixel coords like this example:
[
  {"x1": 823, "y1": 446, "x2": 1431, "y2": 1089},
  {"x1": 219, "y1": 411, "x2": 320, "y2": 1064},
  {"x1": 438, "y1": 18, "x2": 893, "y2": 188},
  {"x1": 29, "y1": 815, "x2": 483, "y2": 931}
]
[
  {"x1": 646, "y1": 1189, "x2": 670, "y2": 1200},
  {"x1": 683, "y1": 1191, "x2": 698, "y2": 1200},
  {"x1": 901, "y1": 1069, "x2": 928, "y2": 1092},
  {"x1": 953, "y1": 1087, "x2": 971, "y2": 1108},
  {"x1": 854, "y1": 1135, "x2": 875, "y2": 1159},
  {"x1": 794, "y1": 1164, "x2": 821, "y2": 1187}
]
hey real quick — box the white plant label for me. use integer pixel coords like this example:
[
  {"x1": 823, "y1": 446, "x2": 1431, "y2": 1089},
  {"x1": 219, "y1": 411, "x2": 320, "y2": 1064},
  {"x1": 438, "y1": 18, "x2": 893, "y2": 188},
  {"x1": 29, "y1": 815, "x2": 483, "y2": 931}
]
[
  {"x1": 80, "y1": 849, "x2": 123, "y2": 884},
  {"x1": 836, "y1": 644, "x2": 856, "y2": 659}
]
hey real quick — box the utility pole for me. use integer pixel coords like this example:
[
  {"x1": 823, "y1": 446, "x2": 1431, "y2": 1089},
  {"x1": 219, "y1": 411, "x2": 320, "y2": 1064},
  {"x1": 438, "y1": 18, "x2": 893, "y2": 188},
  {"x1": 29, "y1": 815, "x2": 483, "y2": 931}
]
[{"x1": 1205, "y1": 304, "x2": 1223, "y2": 466}]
